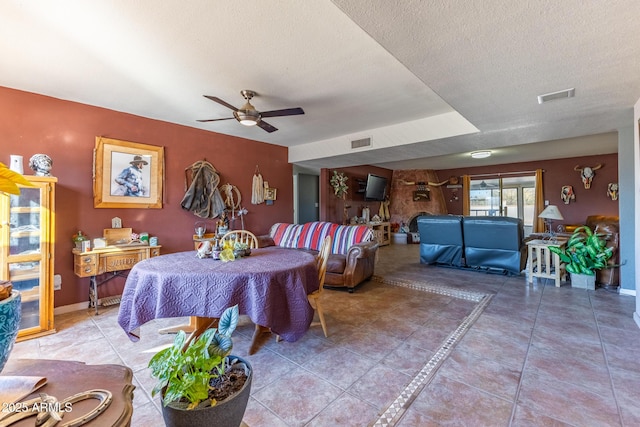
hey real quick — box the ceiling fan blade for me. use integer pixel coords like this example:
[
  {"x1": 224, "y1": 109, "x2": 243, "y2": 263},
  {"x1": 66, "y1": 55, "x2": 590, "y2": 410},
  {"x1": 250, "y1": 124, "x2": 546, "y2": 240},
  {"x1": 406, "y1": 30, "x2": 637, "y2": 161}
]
[
  {"x1": 203, "y1": 95, "x2": 239, "y2": 112},
  {"x1": 197, "y1": 117, "x2": 235, "y2": 122},
  {"x1": 260, "y1": 107, "x2": 305, "y2": 118},
  {"x1": 257, "y1": 120, "x2": 278, "y2": 133}
]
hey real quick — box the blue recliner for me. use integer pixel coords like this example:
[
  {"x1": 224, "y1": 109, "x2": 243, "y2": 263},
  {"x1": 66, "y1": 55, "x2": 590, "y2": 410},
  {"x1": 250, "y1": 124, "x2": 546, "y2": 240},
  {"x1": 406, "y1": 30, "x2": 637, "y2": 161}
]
[
  {"x1": 462, "y1": 216, "x2": 526, "y2": 275},
  {"x1": 418, "y1": 215, "x2": 526, "y2": 276},
  {"x1": 417, "y1": 215, "x2": 464, "y2": 267}
]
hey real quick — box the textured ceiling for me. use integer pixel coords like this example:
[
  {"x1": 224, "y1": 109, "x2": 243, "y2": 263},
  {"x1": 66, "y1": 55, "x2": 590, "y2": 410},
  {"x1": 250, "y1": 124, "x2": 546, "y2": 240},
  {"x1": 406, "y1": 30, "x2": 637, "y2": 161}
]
[{"x1": 1, "y1": 0, "x2": 638, "y2": 170}]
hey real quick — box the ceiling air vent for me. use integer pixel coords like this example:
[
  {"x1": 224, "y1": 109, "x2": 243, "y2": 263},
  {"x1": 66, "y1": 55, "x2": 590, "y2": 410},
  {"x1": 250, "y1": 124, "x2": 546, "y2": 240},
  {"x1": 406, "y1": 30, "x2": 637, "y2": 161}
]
[
  {"x1": 351, "y1": 137, "x2": 371, "y2": 149},
  {"x1": 537, "y1": 88, "x2": 575, "y2": 104}
]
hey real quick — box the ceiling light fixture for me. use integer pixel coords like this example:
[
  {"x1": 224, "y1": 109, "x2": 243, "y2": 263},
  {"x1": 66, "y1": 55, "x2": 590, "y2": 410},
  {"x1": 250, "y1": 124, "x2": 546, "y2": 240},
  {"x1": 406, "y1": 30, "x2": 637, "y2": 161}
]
[
  {"x1": 234, "y1": 107, "x2": 260, "y2": 126},
  {"x1": 537, "y1": 88, "x2": 575, "y2": 104},
  {"x1": 470, "y1": 150, "x2": 491, "y2": 159}
]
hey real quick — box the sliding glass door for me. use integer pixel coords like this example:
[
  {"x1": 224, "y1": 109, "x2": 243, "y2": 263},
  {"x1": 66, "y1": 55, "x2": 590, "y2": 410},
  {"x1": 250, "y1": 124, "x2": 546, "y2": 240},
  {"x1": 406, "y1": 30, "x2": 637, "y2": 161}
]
[{"x1": 469, "y1": 175, "x2": 536, "y2": 235}]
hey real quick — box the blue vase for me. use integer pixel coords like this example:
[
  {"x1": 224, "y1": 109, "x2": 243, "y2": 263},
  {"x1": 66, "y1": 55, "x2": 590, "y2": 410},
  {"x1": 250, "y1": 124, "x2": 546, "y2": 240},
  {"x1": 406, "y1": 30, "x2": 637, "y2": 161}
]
[{"x1": 0, "y1": 291, "x2": 21, "y2": 373}]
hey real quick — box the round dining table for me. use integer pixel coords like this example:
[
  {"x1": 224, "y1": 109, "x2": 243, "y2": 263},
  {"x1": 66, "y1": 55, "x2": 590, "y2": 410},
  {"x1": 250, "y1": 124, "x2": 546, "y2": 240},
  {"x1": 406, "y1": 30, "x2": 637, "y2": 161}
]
[{"x1": 117, "y1": 247, "x2": 320, "y2": 351}]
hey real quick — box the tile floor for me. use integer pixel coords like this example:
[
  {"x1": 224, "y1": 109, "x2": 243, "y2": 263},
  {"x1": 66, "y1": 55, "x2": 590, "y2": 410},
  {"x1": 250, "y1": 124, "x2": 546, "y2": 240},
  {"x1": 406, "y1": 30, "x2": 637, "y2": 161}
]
[{"x1": 8, "y1": 244, "x2": 640, "y2": 426}]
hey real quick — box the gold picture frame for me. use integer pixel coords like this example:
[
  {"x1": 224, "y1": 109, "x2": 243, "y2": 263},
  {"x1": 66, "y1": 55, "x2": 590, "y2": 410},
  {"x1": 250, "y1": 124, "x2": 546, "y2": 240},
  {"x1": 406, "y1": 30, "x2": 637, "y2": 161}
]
[
  {"x1": 93, "y1": 136, "x2": 164, "y2": 209},
  {"x1": 264, "y1": 188, "x2": 277, "y2": 201}
]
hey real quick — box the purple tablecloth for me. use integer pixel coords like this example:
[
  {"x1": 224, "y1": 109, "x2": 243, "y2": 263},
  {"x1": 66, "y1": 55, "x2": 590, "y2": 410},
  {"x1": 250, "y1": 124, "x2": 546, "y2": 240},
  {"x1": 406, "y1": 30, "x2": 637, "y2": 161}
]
[{"x1": 117, "y1": 247, "x2": 319, "y2": 342}]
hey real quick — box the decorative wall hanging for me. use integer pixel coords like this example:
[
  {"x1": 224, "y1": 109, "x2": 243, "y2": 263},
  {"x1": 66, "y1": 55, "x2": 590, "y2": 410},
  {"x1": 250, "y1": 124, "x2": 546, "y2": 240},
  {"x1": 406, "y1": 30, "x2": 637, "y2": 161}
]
[
  {"x1": 221, "y1": 183, "x2": 241, "y2": 210},
  {"x1": 93, "y1": 137, "x2": 164, "y2": 209},
  {"x1": 561, "y1": 185, "x2": 575, "y2": 204},
  {"x1": 330, "y1": 170, "x2": 348, "y2": 199},
  {"x1": 413, "y1": 181, "x2": 430, "y2": 201},
  {"x1": 574, "y1": 163, "x2": 602, "y2": 189},
  {"x1": 413, "y1": 190, "x2": 430, "y2": 201},
  {"x1": 251, "y1": 165, "x2": 264, "y2": 204},
  {"x1": 427, "y1": 175, "x2": 460, "y2": 187},
  {"x1": 607, "y1": 182, "x2": 619, "y2": 201},
  {"x1": 181, "y1": 159, "x2": 225, "y2": 219}
]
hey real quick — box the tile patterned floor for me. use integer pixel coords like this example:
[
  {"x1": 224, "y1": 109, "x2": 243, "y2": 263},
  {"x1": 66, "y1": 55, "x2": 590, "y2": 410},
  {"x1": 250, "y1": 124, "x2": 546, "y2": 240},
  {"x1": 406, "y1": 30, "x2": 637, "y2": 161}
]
[{"x1": 8, "y1": 244, "x2": 640, "y2": 426}]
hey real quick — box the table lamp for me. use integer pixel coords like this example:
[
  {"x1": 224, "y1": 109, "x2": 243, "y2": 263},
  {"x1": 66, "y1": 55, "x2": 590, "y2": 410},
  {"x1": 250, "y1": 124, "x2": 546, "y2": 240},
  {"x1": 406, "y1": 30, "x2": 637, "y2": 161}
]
[{"x1": 538, "y1": 205, "x2": 564, "y2": 238}]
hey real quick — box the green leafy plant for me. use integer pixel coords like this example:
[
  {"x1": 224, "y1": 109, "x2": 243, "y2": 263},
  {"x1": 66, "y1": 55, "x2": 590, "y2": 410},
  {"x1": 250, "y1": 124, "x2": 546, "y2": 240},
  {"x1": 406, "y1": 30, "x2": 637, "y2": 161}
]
[
  {"x1": 149, "y1": 305, "x2": 239, "y2": 409},
  {"x1": 548, "y1": 226, "x2": 613, "y2": 276},
  {"x1": 233, "y1": 241, "x2": 248, "y2": 251}
]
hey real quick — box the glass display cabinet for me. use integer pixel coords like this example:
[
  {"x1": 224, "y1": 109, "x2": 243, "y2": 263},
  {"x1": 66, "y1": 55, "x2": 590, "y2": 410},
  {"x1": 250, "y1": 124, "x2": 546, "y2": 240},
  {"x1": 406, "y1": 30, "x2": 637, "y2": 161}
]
[{"x1": 0, "y1": 176, "x2": 56, "y2": 340}]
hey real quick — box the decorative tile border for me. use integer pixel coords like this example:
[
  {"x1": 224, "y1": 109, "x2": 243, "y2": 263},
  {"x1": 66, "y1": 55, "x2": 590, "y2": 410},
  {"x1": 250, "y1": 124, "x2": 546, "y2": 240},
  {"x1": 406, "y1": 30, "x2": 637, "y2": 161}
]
[{"x1": 369, "y1": 275, "x2": 493, "y2": 426}]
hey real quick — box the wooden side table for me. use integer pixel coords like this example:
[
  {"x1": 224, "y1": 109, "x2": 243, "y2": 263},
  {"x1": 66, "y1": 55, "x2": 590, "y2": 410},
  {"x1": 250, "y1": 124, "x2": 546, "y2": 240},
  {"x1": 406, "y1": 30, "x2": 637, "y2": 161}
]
[
  {"x1": 1, "y1": 359, "x2": 134, "y2": 426},
  {"x1": 526, "y1": 239, "x2": 567, "y2": 287}
]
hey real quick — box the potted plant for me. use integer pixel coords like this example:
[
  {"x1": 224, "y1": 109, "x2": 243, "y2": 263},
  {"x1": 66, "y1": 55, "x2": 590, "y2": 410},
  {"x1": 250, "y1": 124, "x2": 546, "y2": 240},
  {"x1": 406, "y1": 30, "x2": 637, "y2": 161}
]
[
  {"x1": 0, "y1": 161, "x2": 33, "y2": 372},
  {"x1": 149, "y1": 305, "x2": 252, "y2": 427},
  {"x1": 548, "y1": 225, "x2": 614, "y2": 290}
]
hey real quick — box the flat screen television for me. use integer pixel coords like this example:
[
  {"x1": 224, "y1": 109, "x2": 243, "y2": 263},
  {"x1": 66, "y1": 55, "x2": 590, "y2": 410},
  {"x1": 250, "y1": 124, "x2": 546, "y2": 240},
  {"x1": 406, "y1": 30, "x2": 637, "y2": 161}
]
[{"x1": 364, "y1": 173, "x2": 387, "y2": 201}]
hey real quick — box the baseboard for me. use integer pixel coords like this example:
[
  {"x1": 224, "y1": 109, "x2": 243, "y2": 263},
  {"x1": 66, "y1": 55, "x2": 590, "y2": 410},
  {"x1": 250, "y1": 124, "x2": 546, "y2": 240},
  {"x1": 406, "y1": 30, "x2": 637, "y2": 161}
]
[
  {"x1": 54, "y1": 301, "x2": 90, "y2": 315},
  {"x1": 619, "y1": 288, "x2": 637, "y2": 297}
]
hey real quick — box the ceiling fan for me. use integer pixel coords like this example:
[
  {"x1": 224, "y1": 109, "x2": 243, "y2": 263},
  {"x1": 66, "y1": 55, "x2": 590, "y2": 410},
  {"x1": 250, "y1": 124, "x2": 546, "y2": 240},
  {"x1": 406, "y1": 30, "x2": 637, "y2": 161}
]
[{"x1": 197, "y1": 90, "x2": 304, "y2": 133}]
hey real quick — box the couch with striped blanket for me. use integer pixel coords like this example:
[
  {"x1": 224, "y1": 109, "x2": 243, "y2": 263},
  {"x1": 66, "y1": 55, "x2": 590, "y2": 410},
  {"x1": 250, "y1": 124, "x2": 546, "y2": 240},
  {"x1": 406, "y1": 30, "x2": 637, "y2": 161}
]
[{"x1": 259, "y1": 222, "x2": 379, "y2": 292}]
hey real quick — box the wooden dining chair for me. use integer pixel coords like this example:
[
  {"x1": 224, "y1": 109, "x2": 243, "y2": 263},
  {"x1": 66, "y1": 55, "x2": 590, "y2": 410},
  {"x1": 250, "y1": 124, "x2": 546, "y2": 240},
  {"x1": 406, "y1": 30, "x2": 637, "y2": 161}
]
[
  {"x1": 221, "y1": 230, "x2": 259, "y2": 249},
  {"x1": 309, "y1": 235, "x2": 331, "y2": 337}
]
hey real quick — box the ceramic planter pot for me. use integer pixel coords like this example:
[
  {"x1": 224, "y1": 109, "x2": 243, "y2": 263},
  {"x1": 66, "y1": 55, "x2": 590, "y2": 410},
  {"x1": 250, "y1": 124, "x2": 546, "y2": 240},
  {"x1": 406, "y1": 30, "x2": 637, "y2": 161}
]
[
  {"x1": 570, "y1": 273, "x2": 596, "y2": 290},
  {"x1": 161, "y1": 356, "x2": 252, "y2": 427},
  {"x1": 0, "y1": 291, "x2": 22, "y2": 373}
]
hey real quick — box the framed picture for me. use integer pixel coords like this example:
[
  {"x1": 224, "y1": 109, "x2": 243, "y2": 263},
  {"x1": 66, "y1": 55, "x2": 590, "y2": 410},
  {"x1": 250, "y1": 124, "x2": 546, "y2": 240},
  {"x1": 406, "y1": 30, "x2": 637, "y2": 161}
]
[
  {"x1": 93, "y1": 137, "x2": 164, "y2": 208},
  {"x1": 264, "y1": 187, "x2": 277, "y2": 201}
]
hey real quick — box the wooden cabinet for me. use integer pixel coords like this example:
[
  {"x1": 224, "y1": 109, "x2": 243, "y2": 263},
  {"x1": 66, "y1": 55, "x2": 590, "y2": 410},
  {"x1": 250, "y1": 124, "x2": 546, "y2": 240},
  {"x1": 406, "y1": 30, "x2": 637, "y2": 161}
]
[
  {"x1": 72, "y1": 246, "x2": 161, "y2": 278},
  {"x1": 73, "y1": 245, "x2": 161, "y2": 314},
  {"x1": 0, "y1": 176, "x2": 57, "y2": 341},
  {"x1": 368, "y1": 222, "x2": 390, "y2": 246}
]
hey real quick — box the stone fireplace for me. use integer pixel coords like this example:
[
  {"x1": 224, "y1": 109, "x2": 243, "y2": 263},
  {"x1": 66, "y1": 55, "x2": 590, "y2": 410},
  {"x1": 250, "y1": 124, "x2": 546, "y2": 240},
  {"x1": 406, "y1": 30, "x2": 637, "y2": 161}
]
[
  {"x1": 407, "y1": 212, "x2": 429, "y2": 232},
  {"x1": 388, "y1": 169, "x2": 448, "y2": 229}
]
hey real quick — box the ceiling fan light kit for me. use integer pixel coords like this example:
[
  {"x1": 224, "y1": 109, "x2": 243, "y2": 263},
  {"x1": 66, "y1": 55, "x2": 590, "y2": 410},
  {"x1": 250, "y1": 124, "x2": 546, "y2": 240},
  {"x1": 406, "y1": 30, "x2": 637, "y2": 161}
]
[{"x1": 198, "y1": 90, "x2": 304, "y2": 133}]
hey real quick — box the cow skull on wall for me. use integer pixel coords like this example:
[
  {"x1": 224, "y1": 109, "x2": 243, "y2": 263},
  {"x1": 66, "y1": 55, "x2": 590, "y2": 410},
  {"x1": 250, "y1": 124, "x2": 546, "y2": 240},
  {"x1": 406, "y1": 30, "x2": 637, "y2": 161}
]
[{"x1": 574, "y1": 164, "x2": 602, "y2": 189}]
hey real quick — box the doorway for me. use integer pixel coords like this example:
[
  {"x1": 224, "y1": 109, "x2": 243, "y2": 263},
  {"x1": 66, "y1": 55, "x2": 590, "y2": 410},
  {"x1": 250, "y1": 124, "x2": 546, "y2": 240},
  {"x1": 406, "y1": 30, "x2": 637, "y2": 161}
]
[{"x1": 295, "y1": 173, "x2": 319, "y2": 224}]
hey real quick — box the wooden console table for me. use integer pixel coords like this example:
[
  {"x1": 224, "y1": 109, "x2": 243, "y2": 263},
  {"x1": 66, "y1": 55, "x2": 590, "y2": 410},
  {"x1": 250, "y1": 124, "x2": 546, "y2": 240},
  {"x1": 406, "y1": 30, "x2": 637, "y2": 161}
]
[
  {"x1": 73, "y1": 245, "x2": 161, "y2": 314},
  {"x1": 368, "y1": 222, "x2": 390, "y2": 246}
]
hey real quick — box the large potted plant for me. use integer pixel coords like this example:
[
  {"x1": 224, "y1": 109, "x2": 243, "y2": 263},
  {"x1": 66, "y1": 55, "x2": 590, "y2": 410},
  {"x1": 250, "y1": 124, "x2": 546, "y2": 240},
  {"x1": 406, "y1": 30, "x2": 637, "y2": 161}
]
[
  {"x1": 548, "y1": 225, "x2": 613, "y2": 290},
  {"x1": 0, "y1": 162, "x2": 33, "y2": 372},
  {"x1": 149, "y1": 305, "x2": 252, "y2": 427},
  {"x1": 0, "y1": 282, "x2": 21, "y2": 373}
]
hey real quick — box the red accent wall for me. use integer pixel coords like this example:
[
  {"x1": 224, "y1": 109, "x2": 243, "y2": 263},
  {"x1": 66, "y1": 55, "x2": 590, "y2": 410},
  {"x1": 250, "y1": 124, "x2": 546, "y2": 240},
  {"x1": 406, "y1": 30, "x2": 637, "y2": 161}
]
[
  {"x1": 437, "y1": 154, "x2": 619, "y2": 226},
  {"x1": 0, "y1": 87, "x2": 293, "y2": 307}
]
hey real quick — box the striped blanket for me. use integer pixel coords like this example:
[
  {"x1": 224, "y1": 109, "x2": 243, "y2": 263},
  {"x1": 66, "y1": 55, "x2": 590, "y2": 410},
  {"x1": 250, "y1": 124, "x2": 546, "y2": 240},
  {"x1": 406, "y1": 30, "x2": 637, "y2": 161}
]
[{"x1": 269, "y1": 222, "x2": 373, "y2": 255}]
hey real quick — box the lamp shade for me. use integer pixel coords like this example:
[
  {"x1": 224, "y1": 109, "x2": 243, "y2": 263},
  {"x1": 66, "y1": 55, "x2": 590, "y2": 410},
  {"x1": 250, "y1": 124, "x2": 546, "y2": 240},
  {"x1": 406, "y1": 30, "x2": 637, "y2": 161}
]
[{"x1": 538, "y1": 205, "x2": 564, "y2": 220}]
